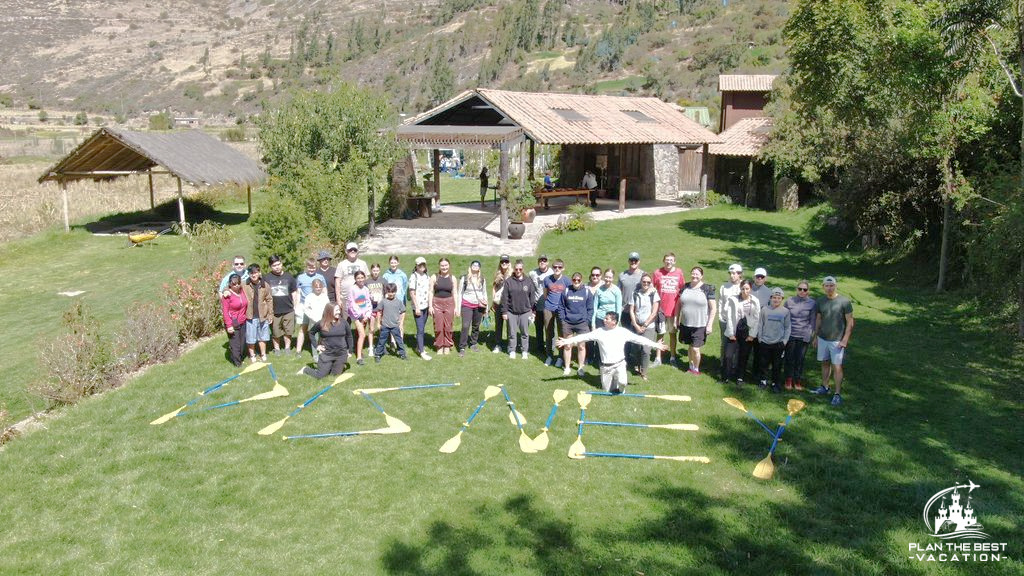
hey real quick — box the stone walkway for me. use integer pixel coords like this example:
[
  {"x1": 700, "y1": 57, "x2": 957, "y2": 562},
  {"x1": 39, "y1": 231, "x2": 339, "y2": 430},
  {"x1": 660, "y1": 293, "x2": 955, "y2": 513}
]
[{"x1": 360, "y1": 198, "x2": 691, "y2": 257}]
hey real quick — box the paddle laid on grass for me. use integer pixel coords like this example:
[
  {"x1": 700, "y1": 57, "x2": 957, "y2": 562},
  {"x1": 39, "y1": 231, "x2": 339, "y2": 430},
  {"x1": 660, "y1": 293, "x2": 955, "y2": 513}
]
[
  {"x1": 532, "y1": 389, "x2": 569, "y2": 451},
  {"x1": 180, "y1": 382, "x2": 289, "y2": 414},
  {"x1": 358, "y1": 391, "x2": 411, "y2": 433},
  {"x1": 722, "y1": 397, "x2": 778, "y2": 436},
  {"x1": 752, "y1": 399, "x2": 806, "y2": 480},
  {"x1": 500, "y1": 385, "x2": 537, "y2": 453},
  {"x1": 585, "y1": 391, "x2": 691, "y2": 402},
  {"x1": 150, "y1": 362, "x2": 267, "y2": 425},
  {"x1": 439, "y1": 385, "x2": 503, "y2": 454},
  {"x1": 578, "y1": 451, "x2": 710, "y2": 463},
  {"x1": 352, "y1": 382, "x2": 460, "y2": 394},
  {"x1": 580, "y1": 420, "x2": 699, "y2": 431},
  {"x1": 567, "y1": 391, "x2": 592, "y2": 460},
  {"x1": 283, "y1": 427, "x2": 402, "y2": 440},
  {"x1": 258, "y1": 372, "x2": 354, "y2": 436}
]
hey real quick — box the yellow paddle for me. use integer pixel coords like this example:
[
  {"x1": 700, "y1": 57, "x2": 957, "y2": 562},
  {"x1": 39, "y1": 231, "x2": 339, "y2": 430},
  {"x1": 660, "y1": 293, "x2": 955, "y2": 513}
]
[
  {"x1": 567, "y1": 391, "x2": 592, "y2": 459},
  {"x1": 150, "y1": 362, "x2": 267, "y2": 425},
  {"x1": 258, "y1": 373, "x2": 354, "y2": 436},
  {"x1": 752, "y1": 399, "x2": 806, "y2": 480},
  {"x1": 439, "y1": 385, "x2": 503, "y2": 454},
  {"x1": 532, "y1": 389, "x2": 569, "y2": 451}
]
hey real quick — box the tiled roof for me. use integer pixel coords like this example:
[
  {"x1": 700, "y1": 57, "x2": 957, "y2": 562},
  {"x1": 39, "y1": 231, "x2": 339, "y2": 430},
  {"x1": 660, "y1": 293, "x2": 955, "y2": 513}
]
[
  {"x1": 708, "y1": 117, "x2": 773, "y2": 157},
  {"x1": 718, "y1": 75, "x2": 778, "y2": 92},
  {"x1": 404, "y1": 89, "x2": 720, "y2": 146}
]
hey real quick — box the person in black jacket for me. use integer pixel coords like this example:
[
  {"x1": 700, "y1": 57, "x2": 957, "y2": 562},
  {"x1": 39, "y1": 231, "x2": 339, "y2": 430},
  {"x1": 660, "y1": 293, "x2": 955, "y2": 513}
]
[
  {"x1": 502, "y1": 259, "x2": 535, "y2": 359},
  {"x1": 299, "y1": 303, "x2": 353, "y2": 379}
]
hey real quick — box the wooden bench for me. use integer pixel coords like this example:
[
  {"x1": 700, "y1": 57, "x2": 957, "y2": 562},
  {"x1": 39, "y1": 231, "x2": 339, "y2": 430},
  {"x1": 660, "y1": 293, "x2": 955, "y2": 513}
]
[
  {"x1": 407, "y1": 195, "x2": 434, "y2": 218},
  {"x1": 533, "y1": 188, "x2": 592, "y2": 209}
]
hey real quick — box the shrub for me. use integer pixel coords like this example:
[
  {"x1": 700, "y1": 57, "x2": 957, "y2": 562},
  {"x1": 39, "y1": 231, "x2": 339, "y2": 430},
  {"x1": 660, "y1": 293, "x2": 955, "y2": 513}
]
[
  {"x1": 555, "y1": 203, "x2": 595, "y2": 233},
  {"x1": 250, "y1": 192, "x2": 309, "y2": 270},
  {"x1": 116, "y1": 302, "x2": 180, "y2": 372},
  {"x1": 222, "y1": 126, "x2": 246, "y2": 142},
  {"x1": 149, "y1": 112, "x2": 173, "y2": 130},
  {"x1": 186, "y1": 219, "x2": 232, "y2": 266},
  {"x1": 164, "y1": 262, "x2": 226, "y2": 343},
  {"x1": 30, "y1": 302, "x2": 123, "y2": 407},
  {"x1": 74, "y1": 111, "x2": 88, "y2": 125}
]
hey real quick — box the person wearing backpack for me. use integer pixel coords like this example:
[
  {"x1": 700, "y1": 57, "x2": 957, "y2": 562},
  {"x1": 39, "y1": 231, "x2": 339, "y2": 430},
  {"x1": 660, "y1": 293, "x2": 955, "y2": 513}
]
[
  {"x1": 457, "y1": 260, "x2": 489, "y2": 356},
  {"x1": 630, "y1": 273, "x2": 660, "y2": 381}
]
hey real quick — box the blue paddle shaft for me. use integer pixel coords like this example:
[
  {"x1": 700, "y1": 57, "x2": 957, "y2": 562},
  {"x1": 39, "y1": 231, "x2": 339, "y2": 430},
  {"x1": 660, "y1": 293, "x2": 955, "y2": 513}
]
[
  {"x1": 388, "y1": 383, "x2": 457, "y2": 391},
  {"x1": 462, "y1": 398, "x2": 489, "y2": 430},
  {"x1": 290, "y1": 383, "x2": 334, "y2": 416},
  {"x1": 268, "y1": 364, "x2": 278, "y2": 382},
  {"x1": 583, "y1": 452, "x2": 655, "y2": 460},
  {"x1": 766, "y1": 414, "x2": 793, "y2": 456},
  {"x1": 577, "y1": 409, "x2": 586, "y2": 436},
  {"x1": 544, "y1": 404, "x2": 559, "y2": 429},
  {"x1": 285, "y1": 430, "x2": 366, "y2": 440},
  {"x1": 359, "y1": 391, "x2": 388, "y2": 414},
  {"x1": 746, "y1": 411, "x2": 777, "y2": 437},
  {"x1": 582, "y1": 420, "x2": 651, "y2": 429},
  {"x1": 499, "y1": 387, "x2": 525, "y2": 430}
]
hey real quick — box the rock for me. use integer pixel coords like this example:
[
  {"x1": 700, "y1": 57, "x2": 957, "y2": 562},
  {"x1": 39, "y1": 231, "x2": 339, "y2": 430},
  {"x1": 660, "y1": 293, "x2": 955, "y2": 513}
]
[{"x1": 775, "y1": 177, "x2": 799, "y2": 211}]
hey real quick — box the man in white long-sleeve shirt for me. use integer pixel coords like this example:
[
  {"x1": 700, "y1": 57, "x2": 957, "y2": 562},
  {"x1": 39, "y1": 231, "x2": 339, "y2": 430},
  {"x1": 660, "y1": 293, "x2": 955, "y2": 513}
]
[{"x1": 556, "y1": 311, "x2": 667, "y2": 393}]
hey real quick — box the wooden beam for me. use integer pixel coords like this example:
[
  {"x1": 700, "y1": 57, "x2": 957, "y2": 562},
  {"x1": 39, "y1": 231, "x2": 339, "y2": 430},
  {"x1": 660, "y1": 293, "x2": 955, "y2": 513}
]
[
  {"x1": 60, "y1": 180, "x2": 70, "y2": 233},
  {"x1": 247, "y1": 185, "x2": 252, "y2": 215},
  {"x1": 176, "y1": 177, "x2": 187, "y2": 233},
  {"x1": 148, "y1": 169, "x2": 155, "y2": 209},
  {"x1": 432, "y1": 149, "x2": 441, "y2": 209},
  {"x1": 529, "y1": 140, "x2": 535, "y2": 180},
  {"x1": 499, "y1": 142, "x2": 510, "y2": 240},
  {"x1": 699, "y1": 143, "x2": 708, "y2": 207}
]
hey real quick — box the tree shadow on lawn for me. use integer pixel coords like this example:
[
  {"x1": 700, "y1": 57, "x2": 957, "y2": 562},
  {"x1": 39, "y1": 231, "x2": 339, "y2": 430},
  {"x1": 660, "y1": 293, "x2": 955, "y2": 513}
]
[{"x1": 78, "y1": 199, "x2": 248, "y2": 233}]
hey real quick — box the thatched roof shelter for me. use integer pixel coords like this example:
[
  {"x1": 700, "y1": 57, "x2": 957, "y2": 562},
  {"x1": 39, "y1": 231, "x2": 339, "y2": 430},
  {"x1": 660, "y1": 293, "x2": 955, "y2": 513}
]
[{"x1": 39, "y1": 126, "x2": 266, "y2": 231}]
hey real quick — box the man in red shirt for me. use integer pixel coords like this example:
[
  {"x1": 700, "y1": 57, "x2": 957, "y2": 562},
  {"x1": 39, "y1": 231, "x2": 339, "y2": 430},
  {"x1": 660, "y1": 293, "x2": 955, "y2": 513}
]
[{"x1": 652, "y1": 252, "x2": 685, "y2": 366}]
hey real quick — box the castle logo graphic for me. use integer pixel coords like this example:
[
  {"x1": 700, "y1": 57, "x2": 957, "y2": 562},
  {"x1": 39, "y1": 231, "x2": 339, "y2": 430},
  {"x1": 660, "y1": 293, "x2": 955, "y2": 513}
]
[{"x1": 922, "y1": 480, "x2": 988, "y2": 540}]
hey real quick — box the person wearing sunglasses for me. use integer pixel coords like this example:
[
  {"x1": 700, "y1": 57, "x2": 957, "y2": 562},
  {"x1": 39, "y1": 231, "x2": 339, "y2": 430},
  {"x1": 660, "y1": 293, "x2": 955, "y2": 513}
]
[
  {"x1": 541, "y1": 259, "x2": 571, "y2": 366},
  {"x1": 783, "y1": 280, "x2": 818, "y2": 391},
  {"x1": 219, "y1": 255, "x2": 249, "y2": 296}
]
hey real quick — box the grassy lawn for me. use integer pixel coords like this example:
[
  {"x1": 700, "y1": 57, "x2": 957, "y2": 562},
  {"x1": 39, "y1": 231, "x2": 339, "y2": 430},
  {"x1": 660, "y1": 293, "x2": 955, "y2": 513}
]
[{"x1": 1, "y1": 206, "x2": 1021, "y2": 575}]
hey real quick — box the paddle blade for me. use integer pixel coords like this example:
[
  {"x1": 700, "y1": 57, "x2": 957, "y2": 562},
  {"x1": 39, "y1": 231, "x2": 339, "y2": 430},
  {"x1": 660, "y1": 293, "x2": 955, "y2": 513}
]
[
  {"x1": 723, "y1": 397, "x2": 747, "y2": 412},
  {"x1": 483, "y1": 385, "x2": 502, "y2": 399},
  {"x1": 753, "y1": 454, "x2": 775, "y2": 479},
  {"x1": 652, "y1": 423, "x2": 700, "y2": 431},
  {"x1": 258, "y1": 416, "x2": 289, "y2": 436},
  {"x1": 150, "y1": 405, "x2": 186, "y2": 425},
  {"x1": 246, "y1": 383, "x2": 289, "y2": 402},
  {"x1": 508, "y1": 409, "x2": 527, "y2": 426},
  {"x1": 650, "y1": 394, "x2": 692, "y2": 402},
  {"x1": 241, "y1": 361, "x2": 268, "y2": 374},
  {"x1": 368, "y1": 426, "x2": 408, "y2": 435},
  {"x1": 577, "y1": 391, "x2": 592, "y2": 409},
  {"x1": 384, "y1": 415, "x2": 411, "y2": 433},
  {"x1": 568, "y1": 436, "x2": 586, "y2": 459},
  {"x1": 519, "y1": 431, "x2": 538, "y2": 453},
  {"x1": 439, "y1": 431, "x2": 463, "y2": 453},
  {"x1": 658, "y1": 455, "x2": 711, "y2": 464},
  {"x1": 552, "y1": 389, "x2": 569, "y2": 403},
  {"x1": 787, "y1": 399, "x2": 806, "y2": 416},
  {"x1": 533, "y1": 430, "x2": 550, "y2": 451}
]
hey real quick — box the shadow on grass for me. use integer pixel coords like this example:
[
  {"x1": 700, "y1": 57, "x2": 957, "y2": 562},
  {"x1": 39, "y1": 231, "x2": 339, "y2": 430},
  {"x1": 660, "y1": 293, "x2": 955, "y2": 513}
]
[{"x1": 77, "y1": 198, "x2": 249, "y2": 233}]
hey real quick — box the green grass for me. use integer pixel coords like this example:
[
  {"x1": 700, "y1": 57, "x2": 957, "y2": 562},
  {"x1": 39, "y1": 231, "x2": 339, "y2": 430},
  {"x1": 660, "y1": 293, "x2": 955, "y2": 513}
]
[
  {"x1": 593, "y1": 76, "x2": 645, "y2": 94},
  {"x1": 1, "y1": 205, "x2": 1021, "y2": 575},
  {"x1": 436, "y1": 173, "x2": 487, "y2": 205}
]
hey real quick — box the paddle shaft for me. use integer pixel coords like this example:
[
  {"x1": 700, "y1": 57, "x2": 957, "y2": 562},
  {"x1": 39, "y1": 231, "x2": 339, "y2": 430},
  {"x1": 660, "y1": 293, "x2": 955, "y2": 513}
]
[
  {"x1": 766, "y1": 414, "x2": 793, "y2": 456},
  {"x1": 359, "y1": 391, "x2": 389, "y2": 414},
  {"x1": 365, "y1": 383, "x2": 458, "y2": 393},
  {"x1": 544, "y1": 403, "x2": 559, "y2": 430},
  {"x1": 285, "y1": 430, "x2": 369, "y2": 440},
  {"x1": 745, "y1": 411, "x2": 777, "y2": 437},
  {"x1": 581, "y1": 420, "x2": 694, "y2": 430},
  {"x1": 289, "y1": 382, "x2": 336, "y2": 417}
]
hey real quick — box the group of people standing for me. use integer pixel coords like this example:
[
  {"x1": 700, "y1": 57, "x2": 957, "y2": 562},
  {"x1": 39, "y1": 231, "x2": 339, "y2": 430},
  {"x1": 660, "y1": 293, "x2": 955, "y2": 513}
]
[{"x1": 219, "y1": 247, "x2": 854, "y2": 406}]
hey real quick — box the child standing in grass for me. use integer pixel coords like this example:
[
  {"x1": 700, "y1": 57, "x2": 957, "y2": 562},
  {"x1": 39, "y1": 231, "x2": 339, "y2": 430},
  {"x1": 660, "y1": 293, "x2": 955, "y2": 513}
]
[
  {"x1": 757, "y1": 287, "x2": 792, "y2": 393},
  {"x1": 374, "y1": 284, "x2": 407, "y2": 362},
  {"x1": 302, "y1": 279, "x2": 330, "y2": 363},
  {"x1": 347, "y1": 270, "x2": 374, "y2": 366}
]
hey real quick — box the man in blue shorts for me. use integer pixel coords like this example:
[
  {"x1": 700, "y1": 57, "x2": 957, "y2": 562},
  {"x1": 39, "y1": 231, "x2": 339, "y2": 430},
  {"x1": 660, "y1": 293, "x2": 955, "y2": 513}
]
[{"x1": 812, "y1": 276, "x2": 854, "y2": 406}]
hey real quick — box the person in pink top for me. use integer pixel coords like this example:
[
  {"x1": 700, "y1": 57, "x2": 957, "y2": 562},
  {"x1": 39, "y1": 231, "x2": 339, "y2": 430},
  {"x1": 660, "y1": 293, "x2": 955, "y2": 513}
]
[
  {"x1": 347, "y1": 270, "x2": 374, "y2": 366},
  {"x1": 652, "y1": 252, "x2": 686, "y2": 366},
  {"x1": 221, "y1": 273, "x2": 249, "y2": 366}
]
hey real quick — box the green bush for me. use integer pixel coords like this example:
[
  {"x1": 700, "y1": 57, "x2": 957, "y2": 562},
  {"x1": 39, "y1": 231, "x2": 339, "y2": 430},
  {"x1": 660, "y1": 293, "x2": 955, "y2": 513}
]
[
  {"x1": 116, "y1": 302, "x2": 180, "y2": 372},
  {"x1": 149, "y1": 112, "x2": 173, "y2": 130},
  {"x1": 164, "y1": 262, "x2": 226, "y2": 343},
  {"x1": 222, "y1": 126, "x2": 246, "y2": 142},
  {"x1": 250, "y1": 191, "x2": 310, "y2": 267},
  {"x1": 555, "y1": 203, "x2": 595, "y2": 233},
  {"x1": 186, "y1": 219, "x2": 232, "y2": 266},
  {"x1": 30, "y1": 302, "x2": 123, "y2": 407}
]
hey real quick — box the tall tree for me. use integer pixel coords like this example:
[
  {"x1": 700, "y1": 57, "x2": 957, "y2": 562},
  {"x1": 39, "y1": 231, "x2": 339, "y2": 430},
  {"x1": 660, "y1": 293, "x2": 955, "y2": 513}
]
[{"x1": 939, "y1": 0, "x2": 1024, "y2": 337}]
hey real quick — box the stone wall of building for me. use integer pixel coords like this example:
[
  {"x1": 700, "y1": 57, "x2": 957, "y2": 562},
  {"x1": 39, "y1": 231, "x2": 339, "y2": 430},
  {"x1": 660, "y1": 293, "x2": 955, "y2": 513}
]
[{"x1": 653, "y1": 144, "x2": 680, "y2": 201}]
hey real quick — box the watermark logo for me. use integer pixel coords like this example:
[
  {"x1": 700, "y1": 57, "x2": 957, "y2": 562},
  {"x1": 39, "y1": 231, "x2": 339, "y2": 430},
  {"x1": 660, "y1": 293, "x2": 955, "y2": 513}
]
[
  {"x1": 923, "y1": 480, "x2": 988, "y2": 540},
  {"x1": 908, "y1": 480, "x2": 1010, "y2": 563}
]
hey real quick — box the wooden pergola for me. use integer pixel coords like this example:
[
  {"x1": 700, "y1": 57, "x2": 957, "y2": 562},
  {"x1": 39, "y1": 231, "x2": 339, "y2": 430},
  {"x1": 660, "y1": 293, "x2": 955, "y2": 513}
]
[{"x1": 38, "y1": 127, "x2": 267, "y2": 232}]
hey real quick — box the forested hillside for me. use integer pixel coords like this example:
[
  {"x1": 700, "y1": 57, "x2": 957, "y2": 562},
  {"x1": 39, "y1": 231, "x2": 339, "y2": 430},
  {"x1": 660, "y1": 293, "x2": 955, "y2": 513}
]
[{"x1": 0, "y1": 0, "x2": 788, "y2": 124}]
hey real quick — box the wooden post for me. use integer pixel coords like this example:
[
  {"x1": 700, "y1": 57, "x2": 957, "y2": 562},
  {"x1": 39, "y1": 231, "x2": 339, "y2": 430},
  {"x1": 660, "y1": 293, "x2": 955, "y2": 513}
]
[
  {"x1": 432, "y1": 149, "x2": 441, "y2": 210},
  {"x1": 529, "y1": 140, "x2": 535, "y2": 180},
  {"x1": 60, "y1": 180, "x2": 70, "y2": 233},
  {"x1": 176, "y1": 177, "x2": 187, "y2": 233},
  {"x1": 745, "y1": 159, "x2": 755, "y2": 208},
  {"x1": 247, "y1": 185, "x2": 252, "y2": 215},
  {"x1": 518, "y1": 139, "x2": 526, "y2": 188},
  {"x1": 499, "y1": 142, "x2": 510, "y2": 240},
  {"x1": 148, "y1": 169, "x2": 155, "y2": 209},
  {"x1": 699, "y1": 144, "x2": 709, "y2": 207},
  {"x1": 618, "y1": 178, "x2": 626, "y2": 213}
]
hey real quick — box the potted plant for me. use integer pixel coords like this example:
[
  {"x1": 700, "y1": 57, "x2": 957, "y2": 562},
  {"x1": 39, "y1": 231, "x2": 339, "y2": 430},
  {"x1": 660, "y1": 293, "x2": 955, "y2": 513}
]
[{"x1": 500, "y1": 183, "x2": 536, "y2": 239}]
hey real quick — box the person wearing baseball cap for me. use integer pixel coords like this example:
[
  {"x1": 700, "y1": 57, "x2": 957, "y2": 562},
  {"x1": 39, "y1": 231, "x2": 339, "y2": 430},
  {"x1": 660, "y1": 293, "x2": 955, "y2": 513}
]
[
  {"x1": 749, "y1": 266, "x2": 772, "y2": 379},
  {"x1": 718, "y1": 263, "x2": 744, "y2": 381},
  {"x1": 756, "y1": 287, "x2": 791, "y2": 393},
  {"x1": 408, "y1": 257, "x2": 432, "y2": 360},
  {"x1": 812, "y1": 276, "x2": 854, "y2": 406},
  {"x1": 335, "y1": 241, "x2": 368, "y2": 309},
  {"x1": 619, "y1": 251, "x2": 645, "y2": 371},
  {"x1": 316, "y1": 250, "x2": 338, "y2": 304},
  {"x1": 490, "y1": 255, "x2": 513, "y2": 353}
]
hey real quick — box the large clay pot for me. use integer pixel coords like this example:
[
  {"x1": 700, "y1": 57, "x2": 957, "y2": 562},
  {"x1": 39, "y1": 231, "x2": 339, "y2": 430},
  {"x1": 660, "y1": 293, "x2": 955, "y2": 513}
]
[
  {"x1": 521, "y1": 207, "x2": 536, "y2": 223},
  {"x1": 508, "y1": 221, "x2": 526, "y2": 239}
]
